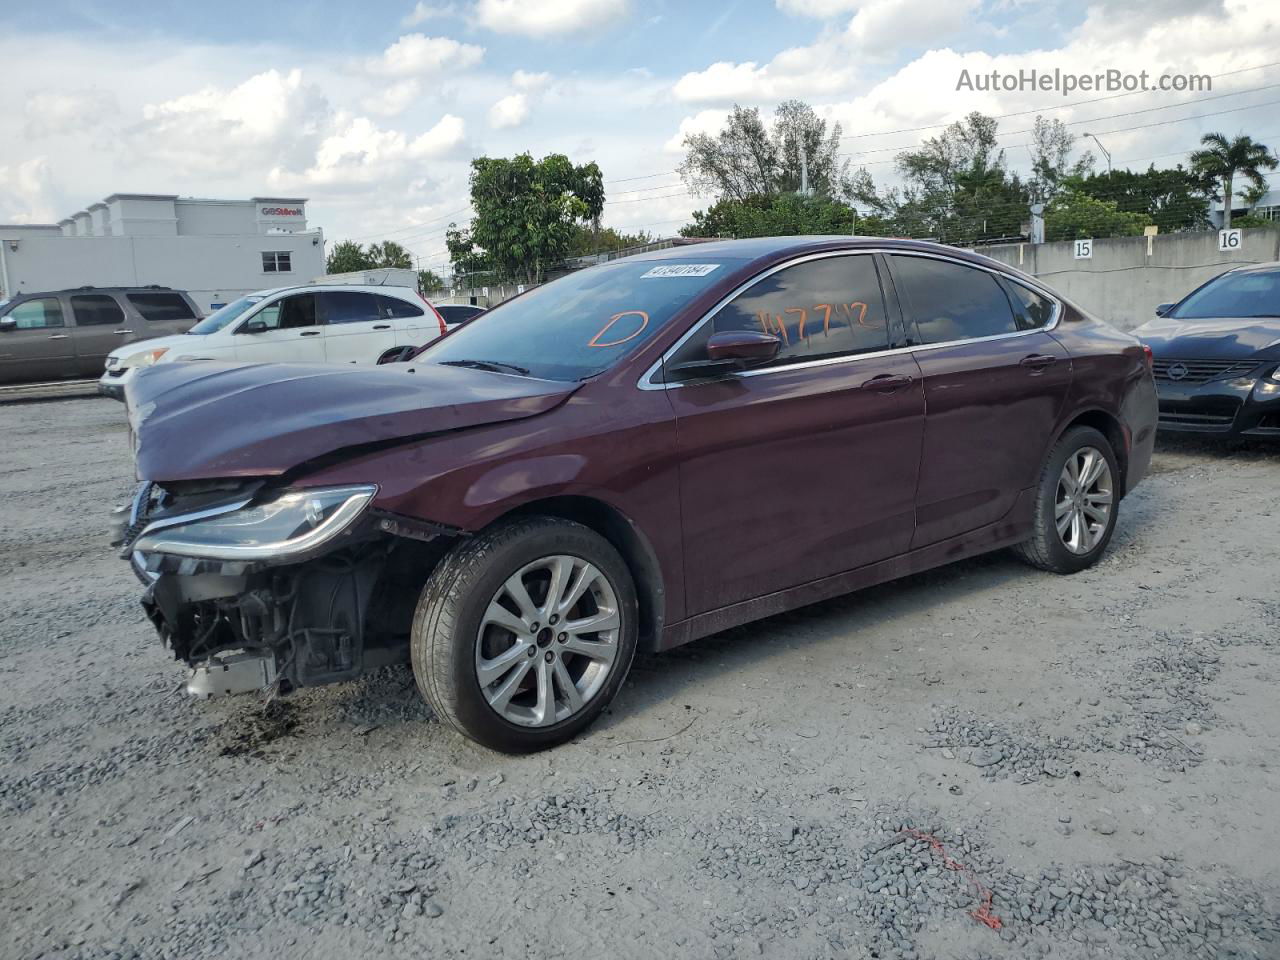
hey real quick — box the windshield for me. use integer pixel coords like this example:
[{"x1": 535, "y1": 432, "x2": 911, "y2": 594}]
[
  {"x1": 188, "y1": 295, "x2": 265, "y2": 334},
  {"x1": 419, "y1": 260, "x2": 734, "y2": 381},
  {"x1": 1173, "y1": 271, "x2": 1280, "y2": 319}
]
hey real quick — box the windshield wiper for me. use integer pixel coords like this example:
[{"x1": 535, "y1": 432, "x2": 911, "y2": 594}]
[{"x1": 439, "y1": 359, "x2": 531, "y2": 376}]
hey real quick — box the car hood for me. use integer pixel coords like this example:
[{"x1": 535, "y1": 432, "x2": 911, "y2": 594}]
[
  {"x1": 108, "y1": 333, "x2": 196, "y2": 360},
  {"x1": 1131, "y1": 315, "x2": 1280, "y2": 359},
  {"x1": 128, "y1": 361, "x2": 579, "y2": 482}
]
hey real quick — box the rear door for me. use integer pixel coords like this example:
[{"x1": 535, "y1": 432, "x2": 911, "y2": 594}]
[
  {"x1": 663, "y1": 252, "x2": 925, "y2": 616},
  {"x1": 0, "y1": 297, "x2": 78, "y2": 384},
  {"x1": 232, "y1": 292, "x2": 325, "y2": 363},
  {"x1": 884, "y1": 253, "x2": 1071, "y2": 547},
  {"x1": 319, "y1": 291, "x2": 394, "y2": 364},
  {"x1": 125, "y1": 291, "x2": 198, "y2": 338},
  {"x1": 383, "y1": 293, "x2": 444, "y2": 347},
  {"x1": 69, "y1": 293, "x2": 131, "y2": 376}
]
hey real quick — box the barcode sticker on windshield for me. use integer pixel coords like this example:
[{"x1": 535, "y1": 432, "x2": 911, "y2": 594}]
[{"x1": 641, "y1": 264, "x2": 721, "y2": 279}]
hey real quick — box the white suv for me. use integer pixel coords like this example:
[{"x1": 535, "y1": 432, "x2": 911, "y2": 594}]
[{"x1": 99, "y1": 284, "x2": 445, "y2": 400}]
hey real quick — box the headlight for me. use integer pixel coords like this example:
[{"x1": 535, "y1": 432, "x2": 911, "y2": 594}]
[
  {"x1": 1269, "y1": 364, "x2": 1280, "y2": 384},
  {"x1": 120, "y1": 347, "x2": 169, "y2": 368},
  {"x1": 134, "y1": 485, "x2": 377, "y2": 561}
]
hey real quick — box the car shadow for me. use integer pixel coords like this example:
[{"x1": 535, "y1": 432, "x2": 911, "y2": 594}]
[{"x1": 1153, "y1": 433, "x2": 1278, "y2": 462}]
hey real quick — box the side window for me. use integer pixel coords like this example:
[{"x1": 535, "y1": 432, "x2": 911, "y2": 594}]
[
  {"x1": 6, "y1": 298, "x2": 65, "y2": 330},
  {"x1": 378, "y1": 295, "x2": 425, "y2": 319},
  {"x1": 70, "y1": 294, "x2": 126, "y2": 327},
  {"x1": 127, "y1": 293, "x2": 196, "y2": 322},
  {"x1": 241, "y1": 295, "x2": 317, "y2": 331},
  {"x1": 669, "y1": 255, "x2": 890, "y2": 374},
  {"x1": 322, "y1": 292, "x2": 382, "y2": 325},
  {"x1": 889, "y1": 256, "x2": 1018, "y2": 344},
  {"x1": 1004, "y1": 281, "x2": 1057, "y2": 330}
]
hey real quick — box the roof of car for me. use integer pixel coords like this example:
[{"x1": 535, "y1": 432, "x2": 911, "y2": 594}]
[
  {"x1": 251, "y1": 284, "x2": 424, "y2": 297},
  {"x1": 615, "y1": 235, "x2": 1011, "y2": 265},
  {"x1": 1226, "y1": 261, "x2": 1280, "y2": 275},
  {"x1": 9, "y1": 285, "x2": 184, "y2": 297}
]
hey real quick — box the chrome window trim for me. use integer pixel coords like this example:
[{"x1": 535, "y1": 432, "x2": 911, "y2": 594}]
[{"x1": 637, "y1": 247, "x2": 1062, "y2": 391}]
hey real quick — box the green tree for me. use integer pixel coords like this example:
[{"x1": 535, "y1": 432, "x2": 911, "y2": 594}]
[
  {"x1": 679, "y1": 100, "x2": 849, "y2": 202},
  {"x1": 680, "y1": 193, "x2": 860, "y2": 238},
  {"x1": 418, "y1": 269, "x2": 444, "y2": 292},
  {"x1": 326, "y1": 240, "x2": 372, "y2": 274},
  {"x1": 1069, "y1": 166, "x2": 1213, "y2": 233},
  {"x1": 1190, "y1": 132, "x2": 1278, "y2": 228},
  {"x1": 1044, "y1": 189, "x2": 1147, "y2": 242},
  {"x1": 567, "y1": 225, "x2": 655, "y2": 257},
  {"x1": 463, "y1": 153, "x2": 605, "y2": 283},
  {"x1": 366, "y1": 240, "x2": 414, "y2": 269}
]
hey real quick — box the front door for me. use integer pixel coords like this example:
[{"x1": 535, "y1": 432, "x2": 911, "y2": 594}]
[
  {"x1": 0, "y1": 297, "x2": 78, "y2": 383},
  {"x1": 884, "y1": 254, "x2": 1072, "y2": 547},
  {"x1": 663, "y1": 252, "x2": 925, "y2": 617},
  {"x1": 233, "y1": 293, "x2": 326, "y2": 363},
  {"x1": 319, "y1": 291, "x2": 396, "y2": 364}
]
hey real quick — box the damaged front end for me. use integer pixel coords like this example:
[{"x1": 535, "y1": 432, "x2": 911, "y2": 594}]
[{"x1": 113, "y1": 479, "x2": 455, "y2": 699}]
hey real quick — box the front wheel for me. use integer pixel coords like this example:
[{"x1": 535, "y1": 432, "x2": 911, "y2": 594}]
[
  {"x1": 1013, "y1": 426, "x2": 1120, "y2": 574},
  {"x1": 411, "y1": 517, "x2": 639, "y2": 752}
]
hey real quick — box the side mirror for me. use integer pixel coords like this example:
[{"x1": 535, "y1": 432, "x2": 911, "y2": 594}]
[
  {"x1": 1154, "y1": 303, "x2": 1174, "y2": 317},
  {"x1": 241, "y1": 320, "x2": 268, "y2": 334},
  {"x1": 668, "y1": 330, "x2": 781, "y2": 379},
  {"x1": 0, "y1": 317, "x2": 15, "y2": 332}
]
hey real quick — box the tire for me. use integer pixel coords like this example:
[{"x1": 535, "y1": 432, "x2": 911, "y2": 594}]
[
  {"x1": 411, "y1": 517, "x2": 639, "y2": 753},
  {"x1": 1013, "y1": 426, "x2": 1120, "y2": 574}
]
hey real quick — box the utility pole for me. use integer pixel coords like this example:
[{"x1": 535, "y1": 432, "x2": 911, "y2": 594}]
[
  {"x1": 1029, "y1": 200, "x2": 1046, "y2": 245},
  {"x1": 798, "y1": 140, "x2": 811, "y2": 197}
]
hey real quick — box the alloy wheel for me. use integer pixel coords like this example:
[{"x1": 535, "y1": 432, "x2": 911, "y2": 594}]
[
  {"x1": 1055, "y1": 446, "x2": 1113, "y2": 555},
  {"x1": 474, "y1": 554, "x2": 621, "y2": 727}
]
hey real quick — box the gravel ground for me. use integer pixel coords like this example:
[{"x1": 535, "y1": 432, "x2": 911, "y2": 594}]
[{"x1": 1, "y1": 398, "x2": 1278, "y2": 960}]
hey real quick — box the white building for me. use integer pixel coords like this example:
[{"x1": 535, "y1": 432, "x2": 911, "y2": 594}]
[
  {"x1": 1210, "y1": 188, "x2": 1280, "y2": 228},
  {"x1": 0, "y1": 193, "x2": 326, "y2": 312}
]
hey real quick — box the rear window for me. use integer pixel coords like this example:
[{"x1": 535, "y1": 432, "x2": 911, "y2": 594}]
[
  {"x1": 379, "y1": 295, "x2": 424, "y2": 319},
  {"x1": 127, "y1": 292, "x2": 196, "y2": 322},
  {"x1": 420, "y1": 260, "x2": 732, "y2": 381},
  {"x1": 320, "y1": 291, "x2": 381, "y2": 325},
  {"x1": 1172, "y1": 270, "x2": 1280, "y2": 319},
  {"x1": 890, "y1": 255, "x2": 1018, "y2": 344}
]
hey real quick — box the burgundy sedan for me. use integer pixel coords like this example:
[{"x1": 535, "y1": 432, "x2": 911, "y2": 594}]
[{"x1": 117, "y1": 237, "x2": 1157, "y2": 752}]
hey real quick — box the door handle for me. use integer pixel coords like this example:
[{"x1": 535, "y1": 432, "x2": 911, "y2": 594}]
[
  {"x1": 47, "y1": 334, "x2": 68, "y2": 340},
  {"x1": 113, "y1": 329, "x2": 133, "y2": 335},
  {"x1": 299, "y1": 330, "x2": 321, "y2": 337},
  {"x1": 859, "y1": 373, "x2": 913, "y2": 393},
  {"x1": 1020, "y1": 354, "x2": 1057, "y2": 370},
  {"x1": 372, "y1": 323, "x2": 391, "y2": 330}
]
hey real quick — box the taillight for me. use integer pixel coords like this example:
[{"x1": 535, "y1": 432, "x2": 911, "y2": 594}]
[
  {"x1": 1142, "y1": 344, "x2": 1153, "y2": 373},
  {"x1": 418, "y1": 293, "x2": 447, "y2": 337}
]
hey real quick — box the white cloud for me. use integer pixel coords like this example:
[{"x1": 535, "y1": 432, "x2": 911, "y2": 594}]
[
  {"x1": 664, "y1": 108, "x2": 730, "y2": 152},
  {"x1": 673, "y1": 36, "x2": 860, "y2": 103},
  {"x1": 275, "y1": 113, "x2": 467, "y2": 187},
  {"x1": 513, "y1": 69, "x2": 552, "y2": 92},
  {"x1": 367, "y1": 33, "x2": 484, "y2": 77},
  {"x1": 473, "y1": 0, "x2": 630, "y2": 36},
  {"x1": 488, "y1": 93, "x2": 529, "y2": 128},
  {"x1": 23, "y1": 90, "x2": 119, "y2": 139},
  {"x1": 362, "y1": 78, "x2": 422, "y2": 116},
  {"x1": 0, "y1": 156, "x2": 58, "y2": 223},
  {"x1": 846, "y1": 0, "x2": 979, "y2": 47},
  {"x1": 402, "y1": 1, "x2": 458, "y2": 26},
  {"x1": 134, "y1": 68, "x2": 330, "y2": 175}
]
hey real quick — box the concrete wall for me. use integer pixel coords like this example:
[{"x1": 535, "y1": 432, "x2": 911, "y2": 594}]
[
  {"x1": 0, "y1": 232, "x2": 326, "y2": 312},
  {"x1": 971, "y1": 228, "x2": 1280, "y2": 331}
]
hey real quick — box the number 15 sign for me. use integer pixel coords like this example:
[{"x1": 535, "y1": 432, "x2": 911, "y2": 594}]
[{"x1": 1073, "y1": 239, "x2": 1093, "y2": 259}]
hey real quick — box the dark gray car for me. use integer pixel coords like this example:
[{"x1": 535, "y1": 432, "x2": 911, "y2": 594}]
[{"x1": 0, "y1": 286, "x2": 200, "y2": 385}]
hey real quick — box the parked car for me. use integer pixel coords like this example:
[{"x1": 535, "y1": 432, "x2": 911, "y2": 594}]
[
  {"x1": 436, "y1": 303, "x2": 486, "y2": 327},
  {"x1": 99, "y1": 284, "x2": 446, "y2": 400},
  {"x1": 114, "y1": 237, "x2": 1157, "y2": 753},
  {"x1": 1132, "y1": 262, "x2": 1280, "y2": 439},
  {"x1": 0, "y1": 286, "x2": 199, "y2": 386}
]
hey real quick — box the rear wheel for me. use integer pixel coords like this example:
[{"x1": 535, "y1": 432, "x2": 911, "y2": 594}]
[
  {"x1": 1013, "y1": 426, "x2": 1119, "y2": 574},
  {"x1": 411, "y1": 517, "x2": 638, "y2": 752}
]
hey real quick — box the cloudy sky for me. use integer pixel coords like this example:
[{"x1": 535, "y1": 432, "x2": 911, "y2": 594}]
[{"x1": 1, "y1": 0, "x2": 1278, "y2": 274}]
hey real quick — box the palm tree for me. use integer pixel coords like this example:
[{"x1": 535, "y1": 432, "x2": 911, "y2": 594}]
[{"x1": 1190, "y1": 133, "x2": 1278, "y2": 229}]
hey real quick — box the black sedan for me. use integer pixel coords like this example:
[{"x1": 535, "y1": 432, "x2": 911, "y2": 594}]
[{"x1": 1133, "y1": 263, "x2": 1280, "y2": 439}]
